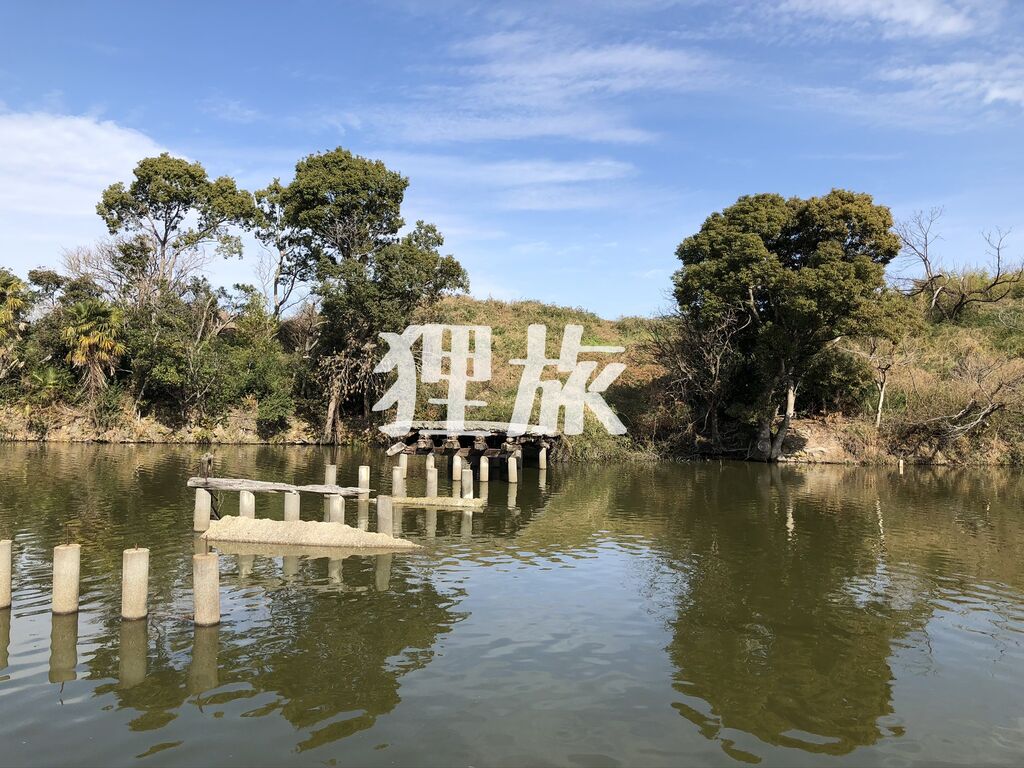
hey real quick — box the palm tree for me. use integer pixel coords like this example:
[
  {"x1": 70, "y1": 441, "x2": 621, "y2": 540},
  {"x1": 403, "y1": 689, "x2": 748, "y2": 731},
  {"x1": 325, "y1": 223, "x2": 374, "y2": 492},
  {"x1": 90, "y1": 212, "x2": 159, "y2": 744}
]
[
  {"x1": 62, "y1": 299, "x2": 125, "y2": 400},
  {"x1": 0, "y1": 269, "x2": 29, "y2": 380}
]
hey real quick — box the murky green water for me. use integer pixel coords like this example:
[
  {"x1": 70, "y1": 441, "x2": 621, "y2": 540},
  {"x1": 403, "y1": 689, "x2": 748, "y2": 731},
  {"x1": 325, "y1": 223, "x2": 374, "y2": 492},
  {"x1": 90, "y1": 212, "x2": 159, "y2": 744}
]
[{"x1": 0, "y1": 444, "x2": 1022, "y2": 767}]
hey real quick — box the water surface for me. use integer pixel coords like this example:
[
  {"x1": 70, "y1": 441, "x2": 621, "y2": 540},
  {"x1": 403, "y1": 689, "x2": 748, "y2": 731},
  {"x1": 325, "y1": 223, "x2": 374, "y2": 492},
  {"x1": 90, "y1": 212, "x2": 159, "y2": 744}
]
[{"x1": 0, "y1": 444, "x2": 1022, "y2": 766}]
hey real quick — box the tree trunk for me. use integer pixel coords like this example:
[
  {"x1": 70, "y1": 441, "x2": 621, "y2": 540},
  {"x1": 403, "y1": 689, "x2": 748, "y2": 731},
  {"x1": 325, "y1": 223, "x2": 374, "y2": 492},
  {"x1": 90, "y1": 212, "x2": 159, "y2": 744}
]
[
  {"x1": 769, "y1": 379, "x2": 797, "y2": 461},
  {"x1": 323, "y1": 374, "x2": 341, "y2": 444},
  {"x1": 874, "y1": 376, "x2": 888, "y2": 429}
]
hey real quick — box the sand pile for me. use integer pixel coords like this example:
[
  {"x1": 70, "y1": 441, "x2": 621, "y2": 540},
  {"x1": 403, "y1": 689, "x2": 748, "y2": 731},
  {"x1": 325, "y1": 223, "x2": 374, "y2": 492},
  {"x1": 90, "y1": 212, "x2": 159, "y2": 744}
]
[{"x1": 202, "y1": 515, "x2": 419, "y2": 550}]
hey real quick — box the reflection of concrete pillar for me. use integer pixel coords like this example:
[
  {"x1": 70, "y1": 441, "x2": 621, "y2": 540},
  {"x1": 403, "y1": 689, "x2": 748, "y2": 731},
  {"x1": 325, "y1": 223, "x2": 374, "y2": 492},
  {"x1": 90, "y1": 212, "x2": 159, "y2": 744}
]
[
  {"x1": 358, "y1": 466, "x2": 370, "y2": 497},
  {"x1": 328, "y1": 558, "x2": 343, "y2": 584},
  {"x1": 393, "y1": 507, "x2": 403, "y2": 537},
  {"x1": 193, "y1": 553, "x2": 220, "y2": 627},
  {"x1": 237, "y1": 554, "x2": 254, "y2": 580},
  {"x1": 121, "y1": 547, "x2": 149, "y2": 621},
  {"x1": 376, "y1": 496, "x2": 393, "y2": 537},
  {"x1": 461, "y1": 511, "x2": 473, "y2": 538},
  {"x1": 508, "y1": 483, "x2": 518, "y2": 510},
  {"x1": 324, "y1": 464, "x2": 337, "y2": 485},
  {"x1": 282, "y1": 555, "x2": 299, "y2": 579},
  {"x1": 479, "y1": 456, "x2": 489, "y2": 482},
  {"x1": 284, "y1": 491, "x2": 300, "y2": 521},
  {"x1": 507, "y1": 456, "x2": 518, "y2": 484},
  {"x1": 193, "y1": 534, "x2": 208, "y2": 556},
  {"x1": 538, "y1": 447, "x2": 547, "y2": 470},
  {"x1": 375, "y1": 554, "x2": 392, "y2": 592},
  {"x1": 426, "y1": 510, "x2": 437, "y2": 538},
  {"x1": 452, "y1": 454, "x2": 463, "y2": 482},
  {"x1": 193, "y1": 489, "x2": 212, "y2": 532},
  {"x1": 48, "y1": 612, "x2": 78, "y2": 683},
  {"x1": 392, "y1": 467, "x2": 405, "y2": 497},
  {"x1": 538, "y1": 469, "x2": 547, "y2": 490},
  {"x1": 187, "y1": 625, "x2": 219, "y2": 694},
  {"x1": 0, "y1": 539, "x2": 11, "y2": 609},
  {"x1": 0, "y1": 608, "x2": 9, "y2": 670},
  {"x1": 357, "y1": 499, "x2": 369, "y2": 530},
  {"x1": 239, "y1": 490, "x2": 255, "y2": 518},
  {"x1": 118, "y1": 619, "x2": 147, "y2": 689},
  {"x1": 52, "y1": 544, "x2": 80, "y2": 615},
  {"x1": 398, "y1": 453, "x2": 408, "y2": 479},
  {"x1": 461, "y1": 468, "x2": 474, "y2": 499},
  {"x1": 426, "y1": 468, "x2": 438, "y2": 498},
  {"x1": 325, "y1": 495, "x2": 344, "y2": 523}
]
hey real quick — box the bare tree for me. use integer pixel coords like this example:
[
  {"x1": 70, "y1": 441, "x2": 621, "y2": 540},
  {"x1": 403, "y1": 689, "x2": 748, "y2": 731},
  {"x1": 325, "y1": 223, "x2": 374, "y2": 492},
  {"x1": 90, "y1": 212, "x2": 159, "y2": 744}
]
[{"x1": 897, "y1": 209, "x2": 1024, "y2": 321}]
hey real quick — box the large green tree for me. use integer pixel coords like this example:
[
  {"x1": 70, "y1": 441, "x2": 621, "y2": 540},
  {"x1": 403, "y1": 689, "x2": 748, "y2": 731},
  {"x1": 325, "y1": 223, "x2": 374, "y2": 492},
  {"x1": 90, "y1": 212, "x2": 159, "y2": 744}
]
[{"x1": 673, "y1": 190, "x2": 901, "y2": 460}]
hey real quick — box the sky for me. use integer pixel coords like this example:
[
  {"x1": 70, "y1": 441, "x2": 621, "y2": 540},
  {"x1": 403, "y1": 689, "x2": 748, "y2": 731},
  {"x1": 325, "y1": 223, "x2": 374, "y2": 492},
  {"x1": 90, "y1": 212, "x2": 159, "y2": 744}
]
[{"x1": 1, "y1": 0, "x2": 1022, "y2": 318}]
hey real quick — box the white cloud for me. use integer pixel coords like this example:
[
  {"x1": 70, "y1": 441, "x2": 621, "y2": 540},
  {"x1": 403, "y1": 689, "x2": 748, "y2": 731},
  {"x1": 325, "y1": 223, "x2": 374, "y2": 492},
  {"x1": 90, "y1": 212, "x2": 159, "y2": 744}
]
[
  {"x1": 777, "y1": 0, "x2": 985, "y2": 38},
  {"x1": 881, "y1": 55, "x2": 1024, "y2": 108},
  {"x1": 0, "y1": 112, "x2": 167, "y2": 272}
]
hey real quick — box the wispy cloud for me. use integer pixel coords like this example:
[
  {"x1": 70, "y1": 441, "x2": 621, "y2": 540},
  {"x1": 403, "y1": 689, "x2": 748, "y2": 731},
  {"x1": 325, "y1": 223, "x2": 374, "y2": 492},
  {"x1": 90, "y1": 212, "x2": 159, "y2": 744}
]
[
  {"x1": 776, "y1": 0, "x2": 990, "y2": 39},
  {"x1": 201, "y1": 97, "x2": 264, "y2": 124}
]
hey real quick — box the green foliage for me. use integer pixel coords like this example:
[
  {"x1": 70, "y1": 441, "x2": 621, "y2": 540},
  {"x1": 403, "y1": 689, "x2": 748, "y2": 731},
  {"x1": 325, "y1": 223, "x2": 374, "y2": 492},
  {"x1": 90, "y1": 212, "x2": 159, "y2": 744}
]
[
  {"x1": 256, "y1": 390, "x2": 294, "y2": 438},
  {"x1": 62, "y1": 298, "x2": 125, "y2": 401}
]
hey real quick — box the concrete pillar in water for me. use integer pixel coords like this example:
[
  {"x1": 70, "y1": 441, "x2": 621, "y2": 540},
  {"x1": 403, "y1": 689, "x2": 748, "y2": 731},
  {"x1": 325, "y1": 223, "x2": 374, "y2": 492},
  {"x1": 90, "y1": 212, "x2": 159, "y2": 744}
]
[
  {"x1": 392, "y1": 466, "x2": 405, "y2": 497},
  {"x1": 48, "y1": 613, "x2": 78, "y2": 683},
  {"x1": 358, "y1": 465, "x2": 370, "y2": 496},
  {"x1": 52, "y1": 543, "x2": 81, "y2": 615},
  {"x1": 426, "y1": 452, "x2": 435, "y2": 472},
  {"x1": 507, "y1": 455, "x2": 519, "y2": 484},
  {"x1": 284, "y1": 491, "x2": 301, "y2": 521},
  {"x1": 538, "y1": 446, "x2": 548, "y2": 470},
  {"x1": 539, "y1": 469, "x2": 547, "y2": 490},
  {"x1": 375, "y1": 553, "x2": 392, "y2": 591},
  {"x1": 282, "y1": 555, "x2": 299, "y2": 579},
  {"x1": 118, "y1": 619, "x2": 147, "y2": 689},
  {"x1": 325, "y1": 494, "x2": 344, "y2": 523},
  {"x1": 479, "y1": 456, "x2": 490, "y2": 482},
  {"x1": 357, "y1": 499, "x2": 369, "y2": 530},
  {"x1": 325, "y1": 463, "x2": 337, "y2": 485},
  {"x1": 461, "y1": 468, "x2": 474, "y2": 499},
  {"x1": 426, "y1": 467, "x2": 438, "y2": 498},
  {"x1": 239, "y1": 490, "x2": 256, "y2": 519},
  {"x1": 377, "y1": 496, "x2": 394, "y2": 537},
  {"x1": 461, "y1": 511, "x2": 473, "y2": 538},
  {"x1": 192, "y1": 553, "x2": 220, "y2": 627},
  {"x1": 398, "y1": 453, "x2": 408, "y2": 479},
  {"x1": 237, "y1": 554, "x2": 254, "y2": 580},
  {"x1": 0, "y1": 539, "x2": 11, "y2": 609},
  {"x1": 426, "y1": 509, "x2": 437, "y2": 538},
  {"x1": 187, "y1": 625, "x2": 219, "y2": 694},
  {"x1": 452, "y1": 454, "x2": 463, "y2": 482},
  {"x1": 0, "y1": 607, "x2": 9, "y2": 670},
  {"x1": 121, "y1": 547, "x2": 149, "y2": 621},
  {"x1": 898, "y1": 458, "x2": 905, "y2": 475},
  {"x1": 193, "y1": 489, "x2": 212, "y2": 532}
]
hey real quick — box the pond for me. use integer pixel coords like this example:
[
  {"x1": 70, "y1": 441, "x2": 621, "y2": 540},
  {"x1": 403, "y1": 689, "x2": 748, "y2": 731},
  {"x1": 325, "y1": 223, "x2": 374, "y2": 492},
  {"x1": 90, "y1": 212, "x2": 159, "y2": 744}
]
[{"x1": 0, "y1": 444, "x2": 1022, "y2": 767}]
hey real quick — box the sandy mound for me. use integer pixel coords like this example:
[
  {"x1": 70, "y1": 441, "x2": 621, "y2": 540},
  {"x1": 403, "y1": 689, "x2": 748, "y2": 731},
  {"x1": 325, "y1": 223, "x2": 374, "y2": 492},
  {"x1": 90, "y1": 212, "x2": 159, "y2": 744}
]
[{"x1": 202, "y1": 515, "x2": 419, "y2": 550}]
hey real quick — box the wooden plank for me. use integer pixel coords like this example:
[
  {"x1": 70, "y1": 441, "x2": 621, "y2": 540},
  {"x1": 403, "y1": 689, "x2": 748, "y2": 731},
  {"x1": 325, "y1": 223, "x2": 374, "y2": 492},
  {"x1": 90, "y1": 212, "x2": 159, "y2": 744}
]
[
  {"x1": 187, "y1": 477, "x2": 367, "y2": 497},
  {"x1": 391, "y1": 495, "x2": 484, "y2": 509}
]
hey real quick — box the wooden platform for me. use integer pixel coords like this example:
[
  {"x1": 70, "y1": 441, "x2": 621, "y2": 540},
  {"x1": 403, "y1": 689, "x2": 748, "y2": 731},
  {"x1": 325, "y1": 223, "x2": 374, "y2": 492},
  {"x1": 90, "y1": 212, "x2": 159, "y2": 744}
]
[{"x1": 188, "y1": 477, "x2": 366, "y2": 497}]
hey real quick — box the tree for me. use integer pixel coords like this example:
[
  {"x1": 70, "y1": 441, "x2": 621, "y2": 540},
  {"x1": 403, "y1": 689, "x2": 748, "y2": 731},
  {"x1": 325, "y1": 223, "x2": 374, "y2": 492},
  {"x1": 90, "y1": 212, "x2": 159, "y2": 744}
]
[
  {"x1": 88, "y1": 153, "x2": 255, "y2": 306},
  {"x1": 0, "y1": 269, "x2": 31, "y2": 382},
  {"x1": 62, "y1": 298, "x2": 125, "y2": 401},
  {"x1": 673, "y1": 190, "x2": 901, "y2": 461},
  {"x1": 279, "y1": 148, "x2": 468, "y2": 442},
  {"x1": 897, "y1": 208, "x2": 1024, "y2": 322},
  {"x1": 253, "y1": 180, "x2": 310, "y2": 319}
]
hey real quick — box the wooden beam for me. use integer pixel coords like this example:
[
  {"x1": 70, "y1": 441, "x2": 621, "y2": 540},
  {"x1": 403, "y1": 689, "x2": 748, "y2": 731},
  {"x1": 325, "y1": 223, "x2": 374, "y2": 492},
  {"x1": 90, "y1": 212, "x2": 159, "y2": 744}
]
[
  {"x1": 391, "y1": 496, "x2": 484, "y2": 509},
  {"x1": 187, "y1": 477, "x2": 367, "y2": 497}
]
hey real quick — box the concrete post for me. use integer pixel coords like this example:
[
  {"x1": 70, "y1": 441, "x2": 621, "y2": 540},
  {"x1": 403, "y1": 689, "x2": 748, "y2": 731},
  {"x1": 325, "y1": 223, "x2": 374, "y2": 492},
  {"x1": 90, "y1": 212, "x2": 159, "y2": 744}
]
[
  {"x1": 284, "y1": 491, "x2": 301, "y2": 521},
  {"x1": 375, "y1": 553, "x2": 392, "y2": 592},
  {"x1": 398, "y1": 453, "x2": 408, "y2": 479},
  {"x1": 461, "y1": 468, "x2": 474, "y2": 499},
  {"x1": 538, "y1": 446, "x2": 548, "y2": 470},
  {"x1": 452, "y1": 454, "x2": 463, "y2": 482},
  {"x1": 52, "y1": 543, "x2": 81, "y2": 615},
  {"x1": 324, "y1": 463, "x2": 337, "y2": 485},
  {"x1": 377, "y1": 496, "x2": 394, "y2": 537},
  {"x1": 239, "y1": 490, "x2": 255, "y2": 518},
  {"x1": 358, "y1": 465, "x2": 370, "y2": 496},
  {"x1": 539, "y1": 469, "x2": 547, "y2": 490},
  {"x1": 426, "y1": 467, "x2": 438, "y2": 498},
  {"x1": 479, "y1": 456, "x2": 490, "y2": 482},
  {"x1": 48, "y1": 613, "x2": 78, "y2": 683},
  {"x1": 193, "y1": 488, "x2": 212, "y2": 532},
  {"x1": 0, "y1": 539, "x2": 11, "y2": 610},
  {"x1": 898, "y1": 458, "x2": 905, "y2": 475},
  {"x1": 118, "y1": 619, "x2": 147, "y2": 689},
  {"x1": 120, "y1": 547, "x2": 149, "y2": 621},
  {"x1": 357, "y1": 499, "x2": 370, "y2": 530},
  {"x1": 426, "y1": 452, "x2": 435, "y2": 472},
  {"x1": 392, "y1": 466, "x2": 405, "y2": 497},
  {"x1": 326, "y1": 494, "x2": 344, "y2": 523},
  {"x1": 192, "y1": 553, "x2": 220, "y2": 627},
  {"x1": 187, "y1": 625, "x2": 219, "y2": 694},
  {"x1": 507, "y1": 455, "x2": 519, "y2": 484}
]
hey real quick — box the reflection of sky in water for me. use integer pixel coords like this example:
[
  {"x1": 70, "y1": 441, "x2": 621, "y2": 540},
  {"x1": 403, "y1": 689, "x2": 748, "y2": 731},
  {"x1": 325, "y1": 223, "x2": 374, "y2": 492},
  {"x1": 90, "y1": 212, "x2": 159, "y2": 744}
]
[{"x1": 0, "y1": 444, "x2": 1022, "y2": 766}]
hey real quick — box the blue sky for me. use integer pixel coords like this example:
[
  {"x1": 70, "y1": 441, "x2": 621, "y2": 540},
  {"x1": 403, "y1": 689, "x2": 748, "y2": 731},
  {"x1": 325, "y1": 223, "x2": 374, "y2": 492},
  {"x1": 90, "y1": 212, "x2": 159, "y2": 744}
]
[{"x1": 1, "y1": 0, "x2": 1022, "y2": 318}]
